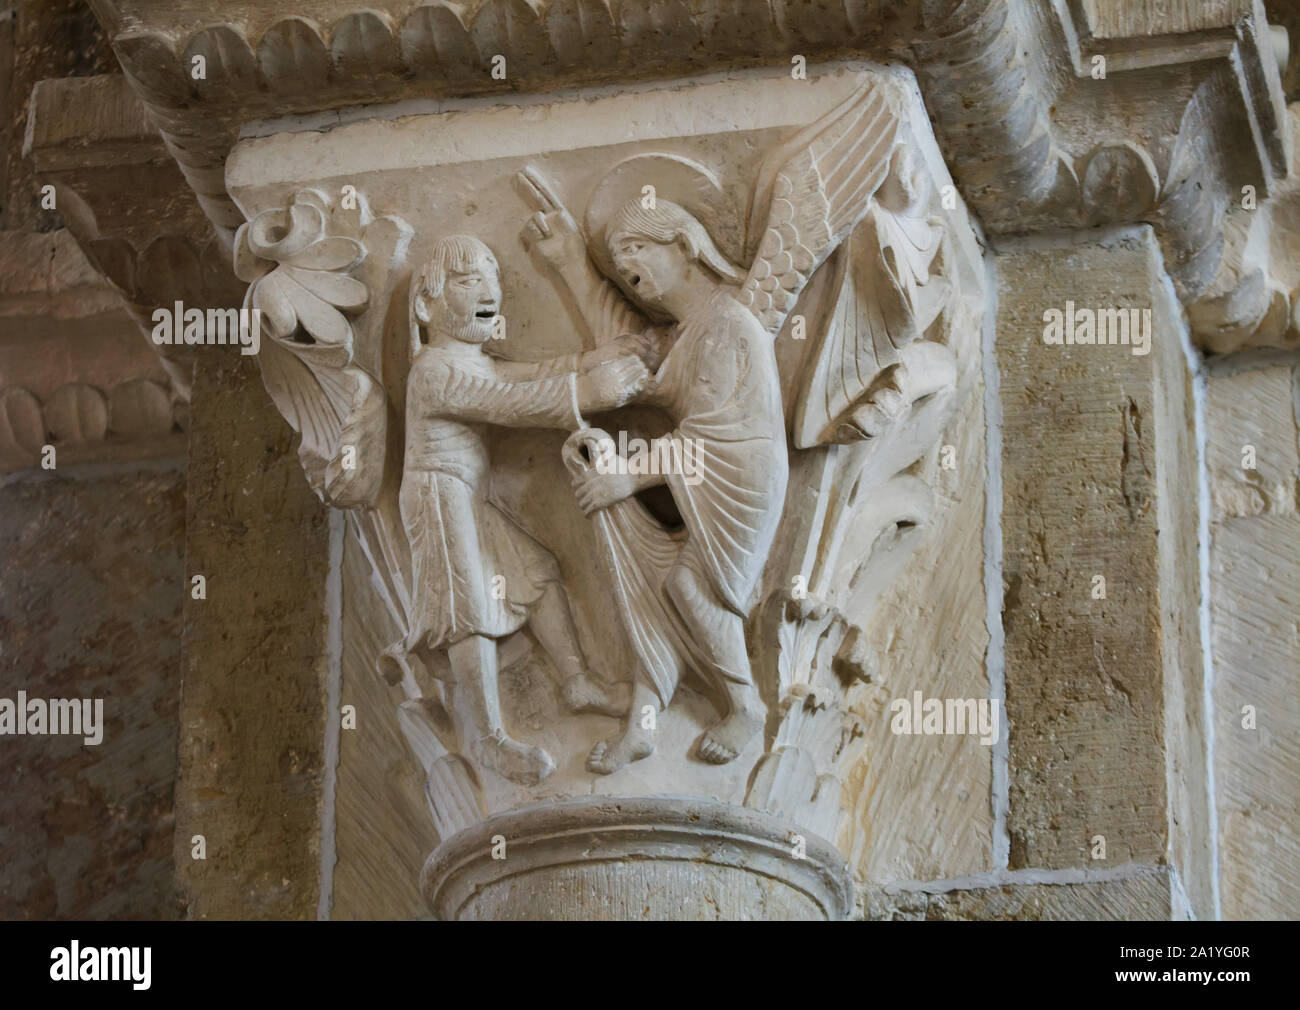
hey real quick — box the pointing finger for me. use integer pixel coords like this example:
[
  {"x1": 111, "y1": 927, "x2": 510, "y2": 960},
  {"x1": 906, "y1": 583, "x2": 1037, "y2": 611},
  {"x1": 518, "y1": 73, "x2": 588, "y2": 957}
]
[
  {"x1": 518, "y1": 167, "x2": 561, "y2": 213},
  {"x1": 524, "y1": 167, "x2": 564, "y2": 212}
]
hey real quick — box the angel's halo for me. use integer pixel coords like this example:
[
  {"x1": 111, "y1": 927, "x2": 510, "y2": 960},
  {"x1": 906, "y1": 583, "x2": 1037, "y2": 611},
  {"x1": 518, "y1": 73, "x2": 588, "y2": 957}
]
[{"x1": 584, "y1": 154, "x2": 745, "y2": 279}]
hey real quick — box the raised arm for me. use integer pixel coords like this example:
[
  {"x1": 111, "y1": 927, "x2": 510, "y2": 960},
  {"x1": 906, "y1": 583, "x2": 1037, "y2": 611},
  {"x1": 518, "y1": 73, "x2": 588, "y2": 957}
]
[{"x1": 517, "y1": 167, "x2": 646, "y2": 347}]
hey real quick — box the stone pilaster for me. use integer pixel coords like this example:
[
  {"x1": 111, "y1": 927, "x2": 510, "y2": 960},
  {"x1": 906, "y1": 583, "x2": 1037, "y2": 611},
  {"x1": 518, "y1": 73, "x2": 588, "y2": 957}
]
[
  {"x1": 995, "y1": 226, "x2": 1210, "y2": 917},
  {"x1": 1203, "y1": 360, "x2": 1300, "y2": 919},
  {"x1": 173, "y1": 351, "x2": 333, "y2": 919}
]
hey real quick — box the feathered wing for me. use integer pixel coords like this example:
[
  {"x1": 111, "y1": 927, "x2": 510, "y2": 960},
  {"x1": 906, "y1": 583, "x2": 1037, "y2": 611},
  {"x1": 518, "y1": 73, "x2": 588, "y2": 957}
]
[
  {"x1": 733, "y1": 77, "x2": 956, "y2": 449},
  {"x1": 737, "y1": 81, "x2": 899, "y2": 335}
]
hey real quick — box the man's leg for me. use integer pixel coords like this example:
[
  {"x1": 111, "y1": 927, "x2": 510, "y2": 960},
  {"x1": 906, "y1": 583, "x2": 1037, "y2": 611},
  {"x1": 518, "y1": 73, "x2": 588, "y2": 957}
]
[
  {"x1": 529, "y1": 583, "x2": 630, "y2": 716},
  {"x1": 446, "y1": 633, "x2": 554, "y2": 785}
]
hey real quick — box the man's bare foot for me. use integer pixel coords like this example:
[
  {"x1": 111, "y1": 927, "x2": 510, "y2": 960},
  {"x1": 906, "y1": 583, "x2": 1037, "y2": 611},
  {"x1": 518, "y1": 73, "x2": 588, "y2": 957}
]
[
  {"x1": 586, "y1": 724, "x2": 654, "y2": 775},
  {"x1": 470, "y1": 731, "x2": 555, "y2": 786},
  {"x1": 696, "y1": 700, "x2": 764, "y2": 765},
  {"x1": 561, "y1": 674, "x2": 632, "y2": 717}
]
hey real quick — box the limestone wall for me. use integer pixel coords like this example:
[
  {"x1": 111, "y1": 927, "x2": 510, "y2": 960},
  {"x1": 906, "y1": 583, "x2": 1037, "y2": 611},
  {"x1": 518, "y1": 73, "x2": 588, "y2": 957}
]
[{"x1": 0, "y1": 463, "x2": 185, "y2": 919}]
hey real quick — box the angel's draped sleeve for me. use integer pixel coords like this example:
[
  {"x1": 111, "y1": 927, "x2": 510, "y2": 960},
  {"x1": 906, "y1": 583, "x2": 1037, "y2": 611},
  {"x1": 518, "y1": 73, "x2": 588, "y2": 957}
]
[
  {"x1": 415, "y1": 353, "x2": 581, "y2": 429},
  {"x1": 587, "y1": 280, "x2": 645, "y2": 343}
]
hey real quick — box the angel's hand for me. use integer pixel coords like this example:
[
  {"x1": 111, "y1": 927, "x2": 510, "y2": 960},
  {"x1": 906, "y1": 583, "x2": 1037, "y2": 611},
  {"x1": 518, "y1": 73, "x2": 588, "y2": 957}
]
[
  {"x1": 518, "y1": 168, "x2": 587, "y2": 274},
  {"x1": 577, "y1": 355, "x2": 650, "y2": 411},
  {"x1": 571, "y1": 466, "x2": 640, "y2": 514}
]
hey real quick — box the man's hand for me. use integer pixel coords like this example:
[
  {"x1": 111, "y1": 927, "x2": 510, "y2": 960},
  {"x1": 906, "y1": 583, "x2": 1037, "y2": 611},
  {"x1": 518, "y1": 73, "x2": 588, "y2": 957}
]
[
  {"x1": 577, "y1": 354, "x2": 650, "y2": 411},
  {"x1": 518, "y1": 168, "x2": 586, "y2": 275},
  {"x1": 580, "y1": 332, "x2": 661, "y2": 372}
]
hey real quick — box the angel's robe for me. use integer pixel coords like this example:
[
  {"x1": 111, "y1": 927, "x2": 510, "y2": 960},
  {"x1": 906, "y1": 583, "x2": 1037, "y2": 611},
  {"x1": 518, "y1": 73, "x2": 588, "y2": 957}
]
[
  {"x1": 642, "y1": 289, "x2": 788, "y2": 616},
  {"x1": 401, "y1": 340, "x2": 582, "y2": 654}
]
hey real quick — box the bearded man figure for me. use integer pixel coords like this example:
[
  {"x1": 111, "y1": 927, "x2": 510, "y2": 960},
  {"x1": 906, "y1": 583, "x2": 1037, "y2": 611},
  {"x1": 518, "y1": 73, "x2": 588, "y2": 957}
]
[{"x1": 390, "y1": 234, "x2": 647, "y2": 785}]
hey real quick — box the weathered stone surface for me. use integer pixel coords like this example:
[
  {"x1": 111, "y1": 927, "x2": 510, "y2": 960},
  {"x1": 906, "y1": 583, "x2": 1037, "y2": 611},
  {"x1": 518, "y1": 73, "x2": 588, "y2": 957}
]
[
  {"x1": 173, "y1": 350, "x2": 331, "y2": 919},
  {"x1": 331, "y1": 528, "x2": 430, "y2": 921},
  {"x1": 1266, "y1": 2, "x2": 1300, "y2": 101},
  {"x1": 849, "y1": 266, "x2": 992, "y2": 884},
  {"x1": 0, "y1": 228, "x2": 180, "y2": 471},
  {"x1": 1205, "y1": 365, "x2": 1298, "y2": 521},
  {"x1": 1203, "y1": 362, "x2": 1300, "y2": 920},
  {"x1": 1, "y1": 0, "x2": 117, "y2": 233},
  {"x1": 0, "y1": 463, "x2": 185, "y2": 919},
  {"x1": 862, "y1": 867, "x2": 1174, "y2": 921},
  {"x1": 24, "y1": 73, "x2": 163, "y2": 173},
  {"x1": 1209, "y1": 511, "x2": 1300, "y2": 920},
  {"x1": 1078, "y1": 1, "x2": 1252, "y2": 39},
  {"x1": 1154, "y1": 297, "x2": 1213, "y2": 922},
  {"x1": 20, "y1": 72, "x2": 242, "y2": 403},
  {"x1": 997, "y1": 228, "x2": 1186, "y2": 873},
  {"x1": 0, "y1": 228, "x2": 109, "y2": 303}
]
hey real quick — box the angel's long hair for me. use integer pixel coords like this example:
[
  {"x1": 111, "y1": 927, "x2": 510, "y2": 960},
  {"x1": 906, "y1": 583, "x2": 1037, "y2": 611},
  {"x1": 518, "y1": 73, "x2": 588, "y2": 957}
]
[
  {"x1": 407, "y1": 235, "x2": 499, "y2": 356},
  {"x1": 607, "y1": 199, "x2": 743, "y2": 285}
]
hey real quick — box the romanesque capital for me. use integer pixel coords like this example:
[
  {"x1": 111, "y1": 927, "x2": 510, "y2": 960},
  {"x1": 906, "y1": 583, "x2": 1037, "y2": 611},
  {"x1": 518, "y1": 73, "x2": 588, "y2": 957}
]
[{"x1": 223, "y1": 65, "x2": 984, "y2": 918}]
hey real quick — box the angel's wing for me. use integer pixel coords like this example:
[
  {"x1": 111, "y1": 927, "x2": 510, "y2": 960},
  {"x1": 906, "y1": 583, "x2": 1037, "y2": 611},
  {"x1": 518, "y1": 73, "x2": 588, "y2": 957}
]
[{"x1": 737, "y1": 82, "x2": 899, "y2": 334}]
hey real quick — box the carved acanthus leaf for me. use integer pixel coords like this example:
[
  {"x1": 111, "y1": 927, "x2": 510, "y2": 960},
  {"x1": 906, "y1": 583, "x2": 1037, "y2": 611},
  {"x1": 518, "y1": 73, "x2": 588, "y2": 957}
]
[{"x1": 234, "y1": 189, "x2": 407, "y2": 507}]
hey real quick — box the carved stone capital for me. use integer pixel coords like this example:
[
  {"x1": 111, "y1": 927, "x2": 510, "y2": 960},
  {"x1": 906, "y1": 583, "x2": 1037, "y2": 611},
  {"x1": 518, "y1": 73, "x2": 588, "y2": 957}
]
[{"x1": 216, "y1": 62, "x2": 985, "y2": 918}]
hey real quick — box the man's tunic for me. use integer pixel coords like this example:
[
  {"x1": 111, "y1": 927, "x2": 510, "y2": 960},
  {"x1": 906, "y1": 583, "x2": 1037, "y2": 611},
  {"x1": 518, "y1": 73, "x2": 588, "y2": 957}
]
[{"x1": 401, "y1": 341, "x2": 581, "y2": 653}]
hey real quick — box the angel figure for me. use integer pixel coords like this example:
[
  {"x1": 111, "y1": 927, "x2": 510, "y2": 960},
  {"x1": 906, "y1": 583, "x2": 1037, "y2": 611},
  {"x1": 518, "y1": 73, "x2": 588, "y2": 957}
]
[
  {"x1": 387, "y1": 234, "x2": 649, "y2": 786},
  {"x1": 517, "y1": 80, "x2": 950, "y2": 774}
]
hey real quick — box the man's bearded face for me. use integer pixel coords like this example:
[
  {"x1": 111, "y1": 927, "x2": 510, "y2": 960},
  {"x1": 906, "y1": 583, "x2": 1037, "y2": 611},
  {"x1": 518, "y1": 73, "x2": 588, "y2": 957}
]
[{"x1": 438, "y1": 253, "x2": 502, "y2": 344}]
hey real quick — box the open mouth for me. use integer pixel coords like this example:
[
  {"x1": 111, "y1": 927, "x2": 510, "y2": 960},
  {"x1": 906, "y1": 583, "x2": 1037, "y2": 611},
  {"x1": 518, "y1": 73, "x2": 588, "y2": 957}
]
[{"x1": 474, "y1": 309, "x2": 497, "y2": 319}]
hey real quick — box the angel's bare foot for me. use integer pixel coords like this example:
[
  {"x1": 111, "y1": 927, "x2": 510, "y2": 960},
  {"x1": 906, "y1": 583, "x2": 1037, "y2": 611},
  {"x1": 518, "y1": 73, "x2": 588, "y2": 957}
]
[
  {"x1": 561, "y1": 674, "x2": 631, "y2": 717},
  {"x1": 471, "y1": 731, "x2": 555, "y2": 786},
  {"x1": 586, "y1": 723, "x2": 654, "y2": 775},
  {"x1": 696, "y1": 696, "x2": 764, "y2": 765}
]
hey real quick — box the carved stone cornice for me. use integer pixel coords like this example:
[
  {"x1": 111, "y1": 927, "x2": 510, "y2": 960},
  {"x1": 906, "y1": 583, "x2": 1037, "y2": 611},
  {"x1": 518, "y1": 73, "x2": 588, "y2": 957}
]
[
  {"x1": 917, "y1": 0, "x2": 1295, "y2": 354},
  {"x1": 0, "y1": 228, "x2": 186, "y2": 472},
  {"x1": 24, "y1": 74, "x2": 247, "y2": 400},
  {"x1": 0, "y1": 379, "x2": 184, "y2": 472},
  {"x1": 84, "y1": 1, "x2": 1295, "y2": 352}
]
